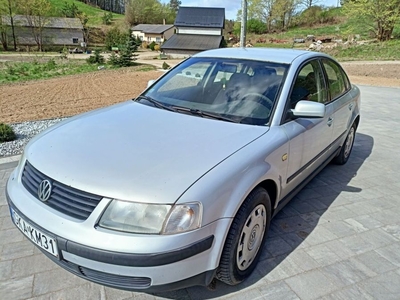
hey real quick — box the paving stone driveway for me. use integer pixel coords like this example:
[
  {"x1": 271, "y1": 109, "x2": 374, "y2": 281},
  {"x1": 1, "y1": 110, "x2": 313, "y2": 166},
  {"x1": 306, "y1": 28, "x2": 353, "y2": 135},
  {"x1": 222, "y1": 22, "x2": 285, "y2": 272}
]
[{"x1": 1, "y1": 85, "x2": 400, "y2": 300}]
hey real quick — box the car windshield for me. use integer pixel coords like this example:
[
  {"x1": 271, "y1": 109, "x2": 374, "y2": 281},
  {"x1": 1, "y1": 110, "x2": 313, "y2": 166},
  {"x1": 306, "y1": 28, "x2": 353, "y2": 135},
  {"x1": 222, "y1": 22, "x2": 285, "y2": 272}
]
[{"x1": 138, "y1": 57, "x2": 289, "y2": 125}]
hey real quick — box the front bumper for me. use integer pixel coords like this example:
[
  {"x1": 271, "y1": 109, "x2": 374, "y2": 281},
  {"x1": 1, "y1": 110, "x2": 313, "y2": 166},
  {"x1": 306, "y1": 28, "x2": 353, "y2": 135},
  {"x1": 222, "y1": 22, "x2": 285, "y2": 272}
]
[{"x1": 6, "y1": 169, "x2": 230, "y2": 292}]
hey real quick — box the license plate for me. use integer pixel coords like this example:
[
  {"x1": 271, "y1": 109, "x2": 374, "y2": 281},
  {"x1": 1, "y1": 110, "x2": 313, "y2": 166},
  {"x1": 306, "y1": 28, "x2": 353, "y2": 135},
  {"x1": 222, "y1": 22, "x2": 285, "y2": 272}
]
[{"x1": 11, "y1": 208, "x2": 58, "y2": 257}]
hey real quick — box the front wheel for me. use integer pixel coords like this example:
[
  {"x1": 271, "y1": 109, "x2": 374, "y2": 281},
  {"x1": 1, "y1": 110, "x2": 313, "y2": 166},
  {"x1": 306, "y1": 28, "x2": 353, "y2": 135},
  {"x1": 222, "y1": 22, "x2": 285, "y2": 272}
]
[
  {"x1": 216, "y1": 187, "x2": 271, "y2": 285},
  {"x1": 333, "y1": 123, "x2": 356, "y2": 165}
]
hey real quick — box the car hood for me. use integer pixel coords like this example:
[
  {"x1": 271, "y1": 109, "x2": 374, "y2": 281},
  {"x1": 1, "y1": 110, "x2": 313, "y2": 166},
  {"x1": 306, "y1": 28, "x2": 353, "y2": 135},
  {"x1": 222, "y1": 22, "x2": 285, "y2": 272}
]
[{"x1": 25, "y1": 101, "x2": 268, "y2": 204}]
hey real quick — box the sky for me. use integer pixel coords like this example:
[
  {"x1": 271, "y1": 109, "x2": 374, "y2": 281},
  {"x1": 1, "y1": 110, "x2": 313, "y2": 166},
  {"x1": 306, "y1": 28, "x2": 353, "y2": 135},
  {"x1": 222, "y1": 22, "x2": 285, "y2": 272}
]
[{"x1": 161, "y1": 0, "x2": 340, "y2": 20}]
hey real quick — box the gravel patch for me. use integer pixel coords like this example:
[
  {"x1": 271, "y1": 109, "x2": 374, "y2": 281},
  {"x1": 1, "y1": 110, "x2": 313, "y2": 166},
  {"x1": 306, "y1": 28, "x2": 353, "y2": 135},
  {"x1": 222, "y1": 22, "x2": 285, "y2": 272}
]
[{"x1": 0, "y1": 118, "x2": 67, "y2": 157}]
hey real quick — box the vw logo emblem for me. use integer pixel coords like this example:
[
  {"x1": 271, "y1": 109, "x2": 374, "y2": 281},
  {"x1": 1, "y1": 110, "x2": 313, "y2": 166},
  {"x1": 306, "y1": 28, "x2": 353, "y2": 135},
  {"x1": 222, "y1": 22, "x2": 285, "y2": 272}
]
[{"x1": 38, "y1": 180, "x2": 52, "y2": 202}]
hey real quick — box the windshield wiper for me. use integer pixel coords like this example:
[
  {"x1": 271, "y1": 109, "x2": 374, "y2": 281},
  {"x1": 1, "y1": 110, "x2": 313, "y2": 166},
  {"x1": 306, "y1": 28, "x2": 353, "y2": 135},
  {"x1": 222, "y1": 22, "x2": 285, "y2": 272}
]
[
  {"x1": 171, "y1": 106, "x2": 239, "y2": 123},
  {"x1": 136, "y1": 95, "x2": 177, "y2": 112}
]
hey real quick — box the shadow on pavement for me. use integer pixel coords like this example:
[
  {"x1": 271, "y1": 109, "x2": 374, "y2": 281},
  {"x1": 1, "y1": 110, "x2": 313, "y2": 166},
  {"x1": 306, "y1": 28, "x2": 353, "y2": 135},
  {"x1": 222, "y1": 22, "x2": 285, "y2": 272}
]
[{"x1": 152, "y1": 132, "x2": 374, "y2": 299}]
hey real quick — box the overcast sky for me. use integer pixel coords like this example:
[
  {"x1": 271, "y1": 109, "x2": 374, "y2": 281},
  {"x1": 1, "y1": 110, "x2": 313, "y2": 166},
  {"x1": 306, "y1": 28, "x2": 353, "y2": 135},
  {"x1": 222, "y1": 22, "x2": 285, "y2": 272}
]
[{"x1": 161, "y1": 0, "x2": 340, "y2": 20}]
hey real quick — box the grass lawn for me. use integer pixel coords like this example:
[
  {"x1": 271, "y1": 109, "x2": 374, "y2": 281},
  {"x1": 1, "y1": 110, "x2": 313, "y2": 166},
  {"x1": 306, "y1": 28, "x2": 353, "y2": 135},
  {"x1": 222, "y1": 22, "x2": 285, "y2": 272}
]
[
  {"x1": 325, "y1": 40, "x2": 400, "y2": 61},
  {"x1": 0, "y1": 56, "x2": 157, "y2": 84},
  {"x1": 48, "y1": 0, "x2": 124, "y2": 26},
  {"x1": 0, "y1": 59, "x2": 98, "y2": 84}
]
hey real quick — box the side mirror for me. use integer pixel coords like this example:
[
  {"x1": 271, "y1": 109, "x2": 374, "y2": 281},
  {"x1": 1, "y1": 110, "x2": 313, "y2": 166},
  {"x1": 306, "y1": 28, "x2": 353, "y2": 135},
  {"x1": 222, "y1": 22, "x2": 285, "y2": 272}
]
[
  {"x1": 291, "y1": 100, "x2": 325, "y2": 118},
  {"x1": 147, "y1": 80, "x2": 156, "y2": 88}
]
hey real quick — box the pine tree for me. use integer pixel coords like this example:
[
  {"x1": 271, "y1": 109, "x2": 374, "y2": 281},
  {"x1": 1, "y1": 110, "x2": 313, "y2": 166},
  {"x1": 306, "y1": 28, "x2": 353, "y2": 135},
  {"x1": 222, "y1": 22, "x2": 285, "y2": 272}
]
[{"x1": 109, "y1": 31, "x2": 140, "y2": 67}]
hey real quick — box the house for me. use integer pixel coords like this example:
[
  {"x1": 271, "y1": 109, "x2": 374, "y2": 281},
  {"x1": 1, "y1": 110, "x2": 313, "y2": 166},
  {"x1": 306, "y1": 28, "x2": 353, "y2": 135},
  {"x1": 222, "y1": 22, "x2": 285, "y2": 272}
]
[
  {"x1": 161, "y1": 7, "x2": 225, "y2": 57},
  {"x1": 1, "y1": 15, "x2": 84, "y2": 49},
  {"x1": 131, "y1": 24, "x2": 174, "y2": 44}
]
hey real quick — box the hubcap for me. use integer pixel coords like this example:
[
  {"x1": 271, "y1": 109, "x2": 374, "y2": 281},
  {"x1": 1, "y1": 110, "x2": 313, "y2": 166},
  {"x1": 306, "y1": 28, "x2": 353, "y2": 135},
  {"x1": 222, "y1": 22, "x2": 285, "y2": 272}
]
[
  {"x1": 344, "y1": 127, "x2": 355, "y2": 158},
  {"x1": 236, "y1": 204, "x2": 266, "y2": 271}
]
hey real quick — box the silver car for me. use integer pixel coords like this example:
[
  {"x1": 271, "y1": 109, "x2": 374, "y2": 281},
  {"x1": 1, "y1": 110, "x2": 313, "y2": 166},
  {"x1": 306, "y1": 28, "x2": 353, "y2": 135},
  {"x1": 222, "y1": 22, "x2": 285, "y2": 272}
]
[{"x1": 6, "y1": 48, "x2": 360, "y2": 291}]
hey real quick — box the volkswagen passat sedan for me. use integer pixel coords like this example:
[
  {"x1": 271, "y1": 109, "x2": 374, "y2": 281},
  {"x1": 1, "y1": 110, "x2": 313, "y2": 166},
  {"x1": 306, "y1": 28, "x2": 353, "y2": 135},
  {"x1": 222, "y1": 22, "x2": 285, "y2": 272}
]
[{"x1": 6, "y1": 48, "x2": 360, "y2": 291}]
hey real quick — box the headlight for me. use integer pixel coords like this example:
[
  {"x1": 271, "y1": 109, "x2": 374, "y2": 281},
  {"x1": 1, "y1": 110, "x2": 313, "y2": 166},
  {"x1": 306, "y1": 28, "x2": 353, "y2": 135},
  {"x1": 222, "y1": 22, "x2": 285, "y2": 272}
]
[
  {"x1": 98, "y1": 200, "x2": 202, "y2": 235},
  {"x1": 163, "y1": 203, "x2": 202, "y2": 234}
]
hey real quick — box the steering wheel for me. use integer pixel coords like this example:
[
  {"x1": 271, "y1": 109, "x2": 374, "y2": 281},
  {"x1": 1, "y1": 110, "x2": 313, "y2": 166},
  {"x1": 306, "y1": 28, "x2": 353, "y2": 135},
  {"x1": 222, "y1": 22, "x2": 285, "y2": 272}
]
[{"x1": 242, "y1": 92, "x2": 274, "y2": 109}]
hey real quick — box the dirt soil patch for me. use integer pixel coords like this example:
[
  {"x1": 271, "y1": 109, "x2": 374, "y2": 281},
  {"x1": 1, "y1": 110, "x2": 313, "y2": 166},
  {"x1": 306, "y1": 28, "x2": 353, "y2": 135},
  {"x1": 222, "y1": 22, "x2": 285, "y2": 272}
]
[
  {"x1": 341, "y1": 62, "x2": 400, "y2": 87},
  {"x1": 1, "y1": 62, "x2": 399, "y2": 124}
]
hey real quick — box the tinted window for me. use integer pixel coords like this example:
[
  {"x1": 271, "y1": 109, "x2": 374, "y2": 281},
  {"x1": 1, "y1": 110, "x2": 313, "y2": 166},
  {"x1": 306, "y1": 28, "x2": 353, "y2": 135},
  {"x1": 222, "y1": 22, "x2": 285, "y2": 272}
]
[
  {"x1": 322, "y1": 59, "x2": 349, "y2": 100},
  {"x1": 289, "y1": 60, "x2": 327, "y2": 109}
]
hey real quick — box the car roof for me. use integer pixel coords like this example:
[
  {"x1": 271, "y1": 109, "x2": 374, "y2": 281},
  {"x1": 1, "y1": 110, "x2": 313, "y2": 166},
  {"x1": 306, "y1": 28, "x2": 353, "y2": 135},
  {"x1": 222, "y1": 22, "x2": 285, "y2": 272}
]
[{"x1": 193, "y1": 47, "x2": 328, "y2": 64}]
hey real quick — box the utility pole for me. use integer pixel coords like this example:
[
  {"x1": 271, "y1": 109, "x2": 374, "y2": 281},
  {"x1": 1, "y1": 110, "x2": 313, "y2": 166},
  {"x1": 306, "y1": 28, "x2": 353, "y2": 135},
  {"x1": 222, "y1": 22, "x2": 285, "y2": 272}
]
[{"x1": 240, "y1": 0, "x2": 247, "y2": 47}]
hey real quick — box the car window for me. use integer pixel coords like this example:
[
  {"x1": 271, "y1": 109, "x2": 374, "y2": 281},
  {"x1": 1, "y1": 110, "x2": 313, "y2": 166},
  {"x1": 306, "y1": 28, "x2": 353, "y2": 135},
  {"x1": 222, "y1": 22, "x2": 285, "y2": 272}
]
[
  {"x1": 144, "y1": 58, "x2": 289, "y2": 125},
  {"x1": 322, "y1": 59, "x2": 349, "y2": 100},
  {"x1": 289, "y1": 60, "x2": 327, "y2": 109},
  {"x1": 158, "y1": 62, "x2": 211, "y2": 92}
]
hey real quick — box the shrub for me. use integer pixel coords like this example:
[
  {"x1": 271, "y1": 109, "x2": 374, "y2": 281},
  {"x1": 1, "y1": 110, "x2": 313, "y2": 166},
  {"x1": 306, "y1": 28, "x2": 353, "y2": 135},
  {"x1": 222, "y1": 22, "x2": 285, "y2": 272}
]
[
  {"x1": 149, "y1": 41, "x2": 156, "y2": 51},
  {"x1": 162, "y1": 61, "x2": 170, "y2": 70},
  {"x1": 0, "y1": 123, "x2": 16, "y2": 142},
  {"x1": 102, "y1": 11, "x2": 113, "y2": 25},
  {"x1": 141, "y1": 42, "x2": 148, "y2": 49},
  {"x1": 87, "y1": 49, "x2": 105, "y2": 64},
  {"x1": 247, "y1": 19, "x2": 267, "y2": 34},
  {"x1": 220, "y1": 38, "x2": 228, "y2": 48},
  {"x1": 61, "y1": 3, "x2": 80, "y2": 18},
  {"x1": 60, "y1": 46, "x2": 68, "y2": 59},
  {"x1": 46, "y1": 59, "x2": 57, "y2": 70},
  {"x1": 154, "y1": 44, "x2": 160, "y2": 51},
  {"x1": 105, "y1": 27, "x2": 129, "y2": 51}
]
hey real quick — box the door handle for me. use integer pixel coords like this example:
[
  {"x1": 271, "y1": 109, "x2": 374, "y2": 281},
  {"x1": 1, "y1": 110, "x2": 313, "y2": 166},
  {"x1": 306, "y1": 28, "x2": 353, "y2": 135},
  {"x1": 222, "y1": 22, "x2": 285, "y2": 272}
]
[
  {"x1": 327, "y1": 117, "x2": 333, "y2": 127},
  {"x1": 349, "y1": 103, "x2": 353, "y2": 111}
]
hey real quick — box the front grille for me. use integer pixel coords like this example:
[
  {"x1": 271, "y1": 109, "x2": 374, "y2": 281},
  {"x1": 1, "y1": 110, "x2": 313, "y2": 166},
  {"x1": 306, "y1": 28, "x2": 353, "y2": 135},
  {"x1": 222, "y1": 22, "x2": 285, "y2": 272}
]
[{"x1": 21, "y1": 161, "x2": 103, "y2": 220}]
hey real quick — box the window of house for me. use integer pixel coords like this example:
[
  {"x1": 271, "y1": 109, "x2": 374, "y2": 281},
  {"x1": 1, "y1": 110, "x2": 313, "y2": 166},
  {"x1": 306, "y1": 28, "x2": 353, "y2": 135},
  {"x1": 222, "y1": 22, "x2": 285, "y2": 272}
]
[
  {"x1": 72, "y1": 38, "x2": 79, "y2": 44},
  {"x1": 156, "y1": 37, "x2": 161, "y2": 43}
]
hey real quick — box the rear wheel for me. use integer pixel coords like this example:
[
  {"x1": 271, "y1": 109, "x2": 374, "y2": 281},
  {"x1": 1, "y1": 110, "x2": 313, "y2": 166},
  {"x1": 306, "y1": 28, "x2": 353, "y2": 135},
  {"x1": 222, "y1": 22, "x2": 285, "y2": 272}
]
[
  {"x1": 333, "y1": 123, "x2": 356, "y2": 165},
  {"x1": 217, "y1": 187, "x2": 271, "y2": 285}
]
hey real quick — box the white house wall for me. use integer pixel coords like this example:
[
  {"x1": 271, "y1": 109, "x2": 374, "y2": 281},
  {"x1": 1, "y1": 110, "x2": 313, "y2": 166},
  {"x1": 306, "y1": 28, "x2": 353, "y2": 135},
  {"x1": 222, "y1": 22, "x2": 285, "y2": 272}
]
[
  {"x1": 132, "y1": 27, "x2": 175, "y2": 44},
  {"x1": 177, "y1": 27, "x2": 221, "y2": 36},
  {"x1": 132, "y1": 31, "x2": 146, "y2": 41}
]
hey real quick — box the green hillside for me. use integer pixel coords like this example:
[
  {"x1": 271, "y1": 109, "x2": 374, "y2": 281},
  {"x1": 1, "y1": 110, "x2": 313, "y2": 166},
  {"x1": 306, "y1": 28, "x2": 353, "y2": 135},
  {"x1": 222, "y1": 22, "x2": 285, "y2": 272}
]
[{"x1": 48, "y1": 0, "x2": 124, "y2": 26}]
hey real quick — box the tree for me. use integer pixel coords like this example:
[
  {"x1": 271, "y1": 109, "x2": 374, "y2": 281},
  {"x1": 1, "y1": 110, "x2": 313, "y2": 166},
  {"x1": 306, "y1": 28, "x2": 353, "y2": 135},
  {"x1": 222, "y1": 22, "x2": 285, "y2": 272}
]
[
  {"x1": 247, "y1": 19, "x2": 267, "y2": 34},
  {"x1": 343, "y1": 0, "x2": 400, "y2": 41},
  {"x1": 105, "y1": 26, "x2": 128, "y2": 50},
  {"x1": 75, "y1": 0, "x2": 125, "y2": 14},
  {"x1": 241, "y1": 0, "x2": 299, "y2": 32},
  {"x1": 77, "y1": 11, "x2": 89, "y2": 49},
  {"x1": 109, "y1": 31, "x2": 140, "y2": 67},
  {"x1": 61, "y1": 3, "x2": 80, "y2": 18},
  {"x1": 169, "y1": 0, "x2": 181, "y2": 13},
  {"x1": 18, "y1": 0, "x2": 52, "y2": 51},
  {"x1": 299, "y1": 0, "x2": 321, "y2": 9},
  {"x1": 125, "y1": 0, "x2": 176, "y2": 25},
  {"x1": 0, "y1": 0, "x2": 18, "y2": 50},
  {"x1": 270, "y1": 0, "x2": 298, "y2": 30},
  {"x1": 102, "y1": 11, "x2": 113, "y2": 25}
]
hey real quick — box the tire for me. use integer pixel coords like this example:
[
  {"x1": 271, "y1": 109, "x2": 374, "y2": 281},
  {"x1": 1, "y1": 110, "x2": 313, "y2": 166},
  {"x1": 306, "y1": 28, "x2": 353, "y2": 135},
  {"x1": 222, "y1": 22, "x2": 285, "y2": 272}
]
[
  {"x1": 333, "y1": 123, "x2": 356, "y2": 165},
  {"x1": 216, "y1": 187, "x2": 271, "y2": 285}
]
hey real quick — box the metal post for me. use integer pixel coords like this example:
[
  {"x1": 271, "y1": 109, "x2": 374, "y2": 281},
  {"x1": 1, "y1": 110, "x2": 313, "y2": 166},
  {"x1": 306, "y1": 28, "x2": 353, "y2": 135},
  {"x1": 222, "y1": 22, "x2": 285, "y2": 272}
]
[{"x1": 240, "y1": 0, "x2": 247, "y2": 47}]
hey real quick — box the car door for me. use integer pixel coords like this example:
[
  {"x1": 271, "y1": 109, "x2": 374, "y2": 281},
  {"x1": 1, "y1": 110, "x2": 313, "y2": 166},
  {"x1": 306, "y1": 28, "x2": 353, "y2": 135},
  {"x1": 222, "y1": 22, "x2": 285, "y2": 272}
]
[
  {"x1": 280, "y1": 59, "x2": 335, "y2": 198},
  {"x1": 321, "y1": 59, "x2": 355, "y2": 149}
]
